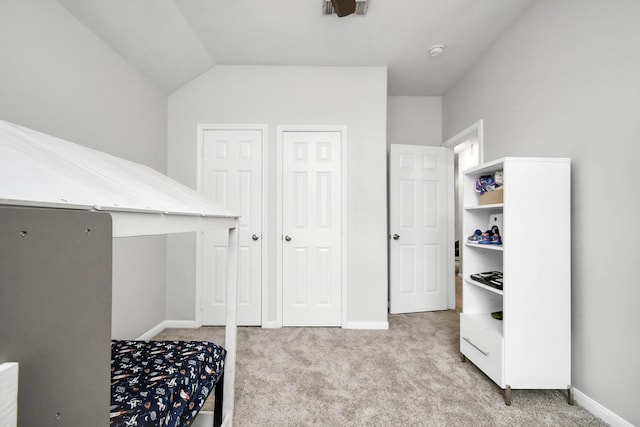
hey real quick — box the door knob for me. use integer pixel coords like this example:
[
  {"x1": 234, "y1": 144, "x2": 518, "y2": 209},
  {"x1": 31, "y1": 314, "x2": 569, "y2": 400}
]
[
  {"x1": 392, "y1": 234, "x2": 400, "y2": 240},
  {"x1": 284, "y1": 235, "x2": 292, "y2": 242},
  {"x1": 252, "y1": 234, "x2": 260, "y2": 241}
]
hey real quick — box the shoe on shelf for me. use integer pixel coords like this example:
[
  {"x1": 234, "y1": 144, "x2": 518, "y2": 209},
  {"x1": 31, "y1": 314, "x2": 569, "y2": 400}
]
[
  {"x1": 467, "y1": 229, "x2": 483, "y2": 243},
  {"x1": 479, "y1": 230, "x2": 502, "y2": 245},
  {"x1": 468, "y1": 226, "x2": 502, "y2": 245}
]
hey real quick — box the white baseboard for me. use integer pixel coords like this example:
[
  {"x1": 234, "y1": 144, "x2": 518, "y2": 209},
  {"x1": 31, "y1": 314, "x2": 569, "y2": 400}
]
[
  {"x1": 260, "y1": 321, "x2": 391, "y2": 329},
  {"x1": 261, "y1": 320, "x2": 280, "y2": 329},
  {"x1": 573, "y1": 388, "x2": 634, "y2": 427},
  {"x1": 344, "y1": 321, "x2": 389, "y2": 330},
  {"x1": 135, "y1": 320, "x2": 198, "y2": 340}
]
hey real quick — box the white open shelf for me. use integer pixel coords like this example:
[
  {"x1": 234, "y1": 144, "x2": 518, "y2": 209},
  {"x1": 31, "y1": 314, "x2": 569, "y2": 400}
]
[
  {"x1": 464, "y1": 203, "x2": 504, "y2": 210},
  {"x1": 465, "y1": 242, "x2": 503, "y2": 251},
  {"x1": 464, "y1": 277, "x2": 503, "y2": 296},
  {"x1": 460, "y1": 157, "x2": 571, "y2": 403}
]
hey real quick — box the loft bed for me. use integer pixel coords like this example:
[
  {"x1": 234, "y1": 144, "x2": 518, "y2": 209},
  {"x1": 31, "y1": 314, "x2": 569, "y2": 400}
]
[{"x1": 0, "y1": 119, "x2": 239, "y2": 426}]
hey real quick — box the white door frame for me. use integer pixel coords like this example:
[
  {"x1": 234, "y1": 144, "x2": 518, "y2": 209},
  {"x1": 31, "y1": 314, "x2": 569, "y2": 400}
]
[
  {"x1": 276, "y1": 125, "x2": 348, "y2": 328},
  {"x1": 442, "y1": 119, "x2": 484, "y2": 163},
  {"x1": 194, "y1": 124, "x2": 268, "y2": 327},
  {"x1": 442, "y1": 119, "x2": 484, "y2": 309}
]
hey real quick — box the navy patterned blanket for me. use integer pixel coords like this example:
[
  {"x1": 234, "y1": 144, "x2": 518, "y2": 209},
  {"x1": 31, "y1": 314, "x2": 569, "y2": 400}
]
[{"x1": 110, "y1": 340, "x2": 225, "y2": 427}]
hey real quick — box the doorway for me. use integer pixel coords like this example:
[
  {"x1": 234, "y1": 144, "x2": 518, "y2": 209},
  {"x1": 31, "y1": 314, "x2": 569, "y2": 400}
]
[
  {"x1": 443, "y1": 120, "x2": 484, "y2": 311},
  {"x1": 277, "y1": 126, "x2": 347, "y2": 327}
]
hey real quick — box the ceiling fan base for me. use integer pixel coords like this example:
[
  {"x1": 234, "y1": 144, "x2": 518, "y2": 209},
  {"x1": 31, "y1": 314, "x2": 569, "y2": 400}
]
[{"x1": 331, "y1": 0, "x2": 356, "y2": 17}]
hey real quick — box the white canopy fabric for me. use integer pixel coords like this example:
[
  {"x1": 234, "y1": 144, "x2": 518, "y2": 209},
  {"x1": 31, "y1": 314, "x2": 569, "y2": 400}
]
[{"x1": 0, "y1": 118, "x2": 236, "y2": 219}]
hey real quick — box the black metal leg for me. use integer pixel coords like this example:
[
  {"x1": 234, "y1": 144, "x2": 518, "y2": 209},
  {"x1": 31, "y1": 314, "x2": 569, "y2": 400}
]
[
  {"x1": 567, "y1": 385, "x2": 574, "y2": 405},
  {"x1": 504, "y1": 385, "x2": 512, "y2": 406},
  {"x1": 213, "y1": 373, "x2": 224, "y2": 427}
]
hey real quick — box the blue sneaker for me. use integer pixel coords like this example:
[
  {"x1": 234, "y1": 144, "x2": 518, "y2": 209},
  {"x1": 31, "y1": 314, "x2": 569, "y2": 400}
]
[
  {"x1": 467, "y1": 229, "x2": 483, "y2": 243},
  {"x1": 479, "y1": 227, "x2": 502, "y2": 245}
]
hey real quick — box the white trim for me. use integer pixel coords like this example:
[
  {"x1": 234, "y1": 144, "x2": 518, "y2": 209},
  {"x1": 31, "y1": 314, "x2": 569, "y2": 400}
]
[
  {"x1": 443, "y1": 119, "x2": 484, "y2": 165},
  {"x1": 135, "y1": 320, "x2": 198, "y2": 341},
  {"x1": 276, "y1": 129, "x2": 284, "y2": 327},
  {"x1": 110, "y1": 212, "x2": 236, "y2": 238},
  {"x1": 261, "y1": 320, "x2": 280, "y2": 329},
  {"x1": 573, "y1": 388, "x2": 634, "y2": 427},
  {"x1": 276, "y1": 125, "x2": 348, "y2": 328},
  {"x1": 344, "y1": 321, "x2": 389, "y2": 330},
  {"x1": 195, "y1": 124, "x2": 268, "y2": 327},
  {"x1": 441, "y1": 119, "x2": 484, "y2": 309},
  {"x1": 445, "y1": 148, "x2": 455, "y2": 312},
  {"x1": 260, "y1": 129, "x2": 269, "y2": 329},
  {"x1": 341, "y1": 128, "x2": 348, "y2": 329}
]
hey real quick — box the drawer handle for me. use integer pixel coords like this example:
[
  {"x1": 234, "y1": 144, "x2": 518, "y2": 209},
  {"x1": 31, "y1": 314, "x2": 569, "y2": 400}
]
[{"x1": 463, "y1": 337, "x2": 489, "y2": 356}]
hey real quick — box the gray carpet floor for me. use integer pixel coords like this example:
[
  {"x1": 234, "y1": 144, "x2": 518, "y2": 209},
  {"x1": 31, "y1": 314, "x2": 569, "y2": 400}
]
[{"x1": 153, "y1": 311, "x2": 606, "y2": 426}]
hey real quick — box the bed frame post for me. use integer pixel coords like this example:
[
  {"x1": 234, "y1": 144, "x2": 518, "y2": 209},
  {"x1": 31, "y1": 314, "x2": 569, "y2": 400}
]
[
  {"x1": 222, "y1": 222, "x2": 239, "y2": 425},
  {"x1": 213, "y1": 372, "x2": 224, "y2": 427}
]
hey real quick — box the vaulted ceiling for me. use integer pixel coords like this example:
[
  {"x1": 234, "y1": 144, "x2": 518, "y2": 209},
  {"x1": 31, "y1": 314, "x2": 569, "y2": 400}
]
[{"x1": 57, "y1": 0, "x2": 536, "y2": 95}]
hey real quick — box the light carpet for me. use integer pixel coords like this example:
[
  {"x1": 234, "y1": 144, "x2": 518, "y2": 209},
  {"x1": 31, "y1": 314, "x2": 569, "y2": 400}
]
[{"x1": 153, "y1": 311, "x2": 606, "y2": 426}]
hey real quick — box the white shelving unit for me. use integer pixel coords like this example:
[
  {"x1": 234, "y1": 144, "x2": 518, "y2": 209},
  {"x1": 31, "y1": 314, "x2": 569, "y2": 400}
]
[{"x1": 460, "y1": 157, "x2": 572, "y2": 405}]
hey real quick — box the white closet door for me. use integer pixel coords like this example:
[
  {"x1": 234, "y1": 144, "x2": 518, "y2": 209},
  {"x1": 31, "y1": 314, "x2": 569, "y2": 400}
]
[
  {"x1": 389, "y1": 144, "x2": 453, "y2": 314},
  {"x1": 282, "y1": 131, "x2": 342, "y2": 326},
  {"x1": 201, "y1": 129, "x2": 262, "y2": 325}
]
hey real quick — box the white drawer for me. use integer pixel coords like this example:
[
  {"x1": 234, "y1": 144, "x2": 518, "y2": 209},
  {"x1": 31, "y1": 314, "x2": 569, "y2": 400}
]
[{"x1": 460, "y1": 314, "x2": 504, "y2": 386}]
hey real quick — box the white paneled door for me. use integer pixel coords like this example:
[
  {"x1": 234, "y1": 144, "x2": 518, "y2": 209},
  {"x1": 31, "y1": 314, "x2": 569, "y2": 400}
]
[
  {"x1": 389, "y1": 144, "x2": 453, "y2": 314},
  {"x1": 282, "y1": 131, "x2": 342, "y2": 326},
  {"x1": 201, "y1": 128, "x2": 263, "y2": 325}
]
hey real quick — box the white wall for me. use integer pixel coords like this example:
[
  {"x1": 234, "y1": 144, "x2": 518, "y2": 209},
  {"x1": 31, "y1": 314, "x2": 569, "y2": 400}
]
[
  {"x1": 168, "y1": 65, "x2": 388, "y2": 327},
  {"x1": 387, "y1": 96, "x2": 442, "y2": 147},
  {"x1": 0, "y1": 0, "x2": 168, "y2": 339},
  {"x1": 443, "y1": 0, "x2": 640, "y2": 424},
  {"x1": 112, "y1": 235, "x2": 167, "y2": 339}
]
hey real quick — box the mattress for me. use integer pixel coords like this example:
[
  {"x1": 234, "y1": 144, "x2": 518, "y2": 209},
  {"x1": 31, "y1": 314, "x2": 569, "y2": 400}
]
[{"x1": 110, "y1": 340, "x2": 225, "y2": 427}]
